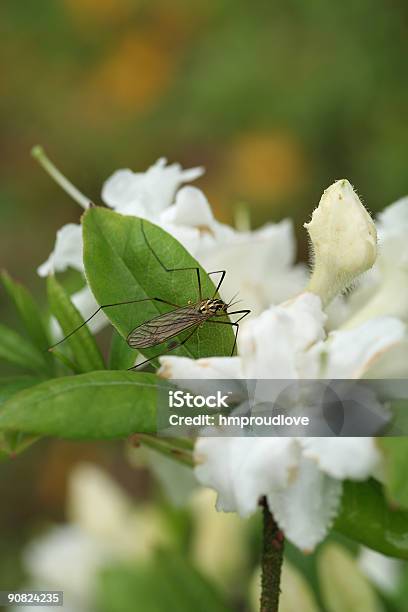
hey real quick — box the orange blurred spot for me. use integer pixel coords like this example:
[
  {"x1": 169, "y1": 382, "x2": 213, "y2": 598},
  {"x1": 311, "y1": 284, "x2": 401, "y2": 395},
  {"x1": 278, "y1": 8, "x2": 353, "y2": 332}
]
[
  {"x1": 85, "y1": 32, "x2": 174, "y2": 115},
  {"x1": 225, "y1": 132, "x2": 307, "y2": 201},
  {"x1": 64, "y1": 0, "x2": 133, "y2": 27}
]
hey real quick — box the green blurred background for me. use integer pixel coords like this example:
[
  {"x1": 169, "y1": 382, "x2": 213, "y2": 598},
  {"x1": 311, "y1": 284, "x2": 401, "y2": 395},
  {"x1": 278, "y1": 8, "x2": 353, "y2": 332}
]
[
  {"x1": 2, "y1": 0, "x2": 408, "y2": 289},
  {"x1": 1, "y1": 1, "x2": 408, "y2": 609}
]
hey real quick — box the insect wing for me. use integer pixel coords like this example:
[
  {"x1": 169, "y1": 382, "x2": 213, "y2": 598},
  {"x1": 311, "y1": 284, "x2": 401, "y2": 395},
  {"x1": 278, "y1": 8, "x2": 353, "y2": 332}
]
[{"x1": 127, "y1": 306, "x2": 206, "y2": 349}]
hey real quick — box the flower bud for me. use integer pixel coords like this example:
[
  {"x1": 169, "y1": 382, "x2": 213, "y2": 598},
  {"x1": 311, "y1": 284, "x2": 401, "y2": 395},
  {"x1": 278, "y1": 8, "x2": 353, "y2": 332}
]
[{"x1": 304, "y1": 180, "x2": 377, "y2": 306}]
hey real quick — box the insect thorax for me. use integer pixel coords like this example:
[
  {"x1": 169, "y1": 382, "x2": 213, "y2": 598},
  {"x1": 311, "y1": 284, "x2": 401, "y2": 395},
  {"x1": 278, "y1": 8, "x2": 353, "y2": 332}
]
[{"x1": 198, "y1": 298, "x2": 227, "y2": 315}]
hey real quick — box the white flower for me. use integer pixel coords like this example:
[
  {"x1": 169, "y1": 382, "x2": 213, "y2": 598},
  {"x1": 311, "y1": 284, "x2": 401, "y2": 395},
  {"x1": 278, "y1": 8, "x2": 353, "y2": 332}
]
[
  {"x1": 159, "y1": 292, "x2": 406, "y2": 551},
  {"x1": 37, "y1": 223, "x2": 83, "y2": 277},
  {"x1": 198, "y1": 218, "x2": 307, "y2": 316},
  {"x1": 160, "y1": 186, "x2": 307, "y2": 314},
  {"x1": 159, "y1": 185, "x2": 235, "y2": 257},
  {"x1": 157, "y1": 181, "x2": 405, "y2": 552},
  {"x1": 344, "y1": 197, "x2": 408, "y2": 328},
  {"x1": 38, "y1": 156, "x2": 306, "y2": 328},
  {"x1": 103, "y1": 170, "x2": 307, "y2": 314},
  {"x1": 102, "y1": 157, "x2": 204, "y2": 218}
]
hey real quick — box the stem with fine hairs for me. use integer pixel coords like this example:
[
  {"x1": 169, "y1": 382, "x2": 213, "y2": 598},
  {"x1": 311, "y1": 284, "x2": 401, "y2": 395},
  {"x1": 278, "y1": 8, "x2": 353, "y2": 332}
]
[{"x1": 260, "y1": 497, "x2": 285, "y2": 612}]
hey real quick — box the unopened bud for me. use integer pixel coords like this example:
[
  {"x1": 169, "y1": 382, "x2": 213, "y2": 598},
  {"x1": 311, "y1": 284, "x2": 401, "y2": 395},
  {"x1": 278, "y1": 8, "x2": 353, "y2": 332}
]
[{"x1": 305, "y1": 180, "x2": 377, "y2": 306}]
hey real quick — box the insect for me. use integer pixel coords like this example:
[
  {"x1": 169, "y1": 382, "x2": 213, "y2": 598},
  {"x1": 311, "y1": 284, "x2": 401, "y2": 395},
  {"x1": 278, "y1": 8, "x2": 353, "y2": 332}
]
[{"x1": 50, "y1": 219, "x2": 251, "y2": 370}]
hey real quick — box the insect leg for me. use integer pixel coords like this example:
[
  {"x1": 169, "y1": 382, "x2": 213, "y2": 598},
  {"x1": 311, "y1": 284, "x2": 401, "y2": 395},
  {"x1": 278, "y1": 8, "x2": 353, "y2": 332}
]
[
  {"x1": 48, "y1": 296, "x2": 181, "y2": 351},
  {"x1": 128, "y1": 325, "x2": 199, "y2": 370},
  {"x1": 207, "y1": 270, "x2": 226, "y2": 297},
  {"x1": 206, "y1": 309, "x2": 251, "y2": 356},
  {"x1": 141, "y1": 220, "x2": 203, "y2": 300},
  {"x1": 142, "y1": 221, "x2": 227, "y2": 301}
]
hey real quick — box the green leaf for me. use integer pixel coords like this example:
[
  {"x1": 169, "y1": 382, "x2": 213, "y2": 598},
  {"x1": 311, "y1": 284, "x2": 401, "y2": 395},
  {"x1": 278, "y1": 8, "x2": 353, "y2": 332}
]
[
  {"x1": 0, "y1": 430, "x2": 38, "y2": 457},
  {"x1": 0, "y1": 376, "x2": 43, "y2": 406},
  {"x1": 375, "y1": 399, "x2": 408, "y2": 508},
  {"x1": 1, "y1": 270, "x2": 54, "y2": 375},
  {"x1": 0, "y1": 376, "x2": 42, "y2": 457},
  {"x1": 109, "y1": 329, "x2": 137, "y2": 370},
  {"x1": 83, "y1": 208, "x2": 235, "y2": 365},
  {"x1": 318, "y1": 543, "x2": 383, "y2": 612},
  {"x1": 334, "y1": 479, "x2": 408, "y2": 559},
  {"x1": 0, "y1": 323, "x2": 49, "y2": 374},
  {"x1": 383, "y1": 398, "x2": 408, "y2": 435},
  {"x1": 49, "y1": 348, "x2": 82, "y2": 374},
  {"x1": 97, "y1": 551, "x2": 230, "y2": 612},
  {"x1": 47, "y1": 275, "x2": 105, "y2": 373},
  {"x1": 379, "y1": 438, "x2": 408, "y2": 509},
  {"x1": 0, "y1": 371, "x2": 167, "y2": 439}
]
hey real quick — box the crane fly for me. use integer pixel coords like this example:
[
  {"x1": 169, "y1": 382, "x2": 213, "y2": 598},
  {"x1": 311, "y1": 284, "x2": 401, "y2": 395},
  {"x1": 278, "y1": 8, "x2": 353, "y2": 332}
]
[{"x1": 49, "y1": 219, "x2": 251, "y2": 370}]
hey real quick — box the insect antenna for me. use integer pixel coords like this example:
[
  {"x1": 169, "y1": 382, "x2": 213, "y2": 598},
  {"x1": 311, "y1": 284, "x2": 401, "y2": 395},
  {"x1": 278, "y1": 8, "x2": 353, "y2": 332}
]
[
  {"x1": 226, "y1": 291, "x2": 240, "y2": 308},
  {"x1": 227, "y1": 298, "x2": 243, "y2": 309}
]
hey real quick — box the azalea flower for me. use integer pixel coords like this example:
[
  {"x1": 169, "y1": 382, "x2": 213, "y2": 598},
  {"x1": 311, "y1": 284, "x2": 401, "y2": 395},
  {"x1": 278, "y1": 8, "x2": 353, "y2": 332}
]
[
  {"x1": 104, "y1": 177, "x2": 307, "y2": 314},
  {"x1": 101, "y1": 157, "x2": 205, "y2": 218},
  {"x1": 343, "y1": 196, "x2": 408, "y2": 328},
  {"x1": 158, "y1": 180, "x2": 408, "y2": 551},
  {"x1": 36, "y1": 155, "x2": 206, "y2": 333},
  {"x1": 38, "y1": 223, "x2": 84, "y2": 277},
  {"x1": 35, "y1": 150, "x2": 307, "y2": 332},
  {"x1": 159, "y1": 292, "x2": 406, "y2": 550}
]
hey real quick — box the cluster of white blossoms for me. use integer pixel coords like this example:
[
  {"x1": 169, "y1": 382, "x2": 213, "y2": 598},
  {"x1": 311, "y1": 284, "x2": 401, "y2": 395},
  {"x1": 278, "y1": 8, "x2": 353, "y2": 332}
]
[
  {"x1": 158, "y1": 181, "x2": 408, "y2": 551},
  {"x1": 37, "y1": 156, "x2": 307, "y2": 330},
  {"x1": 38, "y1": 152, "x2": 408, "y2": 551}
]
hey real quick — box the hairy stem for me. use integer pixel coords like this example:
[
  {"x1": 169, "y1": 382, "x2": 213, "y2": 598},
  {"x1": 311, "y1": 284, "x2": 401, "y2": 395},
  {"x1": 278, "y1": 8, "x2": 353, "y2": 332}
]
[{"x1": 260, "y1": 497, "x2": 284, "y2": 612}]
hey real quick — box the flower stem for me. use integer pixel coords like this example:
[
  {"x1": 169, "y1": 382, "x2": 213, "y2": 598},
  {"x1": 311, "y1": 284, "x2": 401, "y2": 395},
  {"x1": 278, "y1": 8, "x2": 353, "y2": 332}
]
[
  {"x1": 130, "y1": 433, "x2": 194, "y2": 467},
  {"x1": 260, "y1": 497, "x2": 284, "y2": 612},
  {"x1": 31, "y1": 145, "x2": 91, "y2": 210}
]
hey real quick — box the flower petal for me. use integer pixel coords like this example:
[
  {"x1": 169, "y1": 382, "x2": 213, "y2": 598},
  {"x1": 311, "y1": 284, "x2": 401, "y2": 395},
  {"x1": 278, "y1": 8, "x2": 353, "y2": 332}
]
[
  {"x1": 300, "y1": 438, "x2": 381, "y2": 480},
  {"x1": 343, "y1": 197, "x2": 408, "y2": 327},
  {"x1": 37, "y1": 223, "x2": 83, "y2": 277},
  {"x1": 160, "y1": 186, "x2": 215, "y2": 229},
  {"x1": 321, "y1": 317, "x2": 406, "y2": 379},
  {"x1": 200, "y1": 220, "x2": 307, "y2": 313},
  {"x1": 365, "y1": 339, "x2": 408, "y2": 378},
  {"x1": 158, "y1": 356, "x2": 244, "y2": 397},
  {"x1": 268, "y1": 457, "x2": 342, "y2": 552},
  {"x1": 195, "y1": 436, "x2": 299, "y2": 517},
  {"x1": 376, "y1": 196, "x2": 408, "y2": 266},
  {"x1": 102, "y1": 159, "x2": 204, "y2": 218},
  {"x1": 239, "y1": 293, "x2": 325, "y2": 378},
  {"x1": 158, "y1": 355, "x2": 243, "y2": 380}
]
